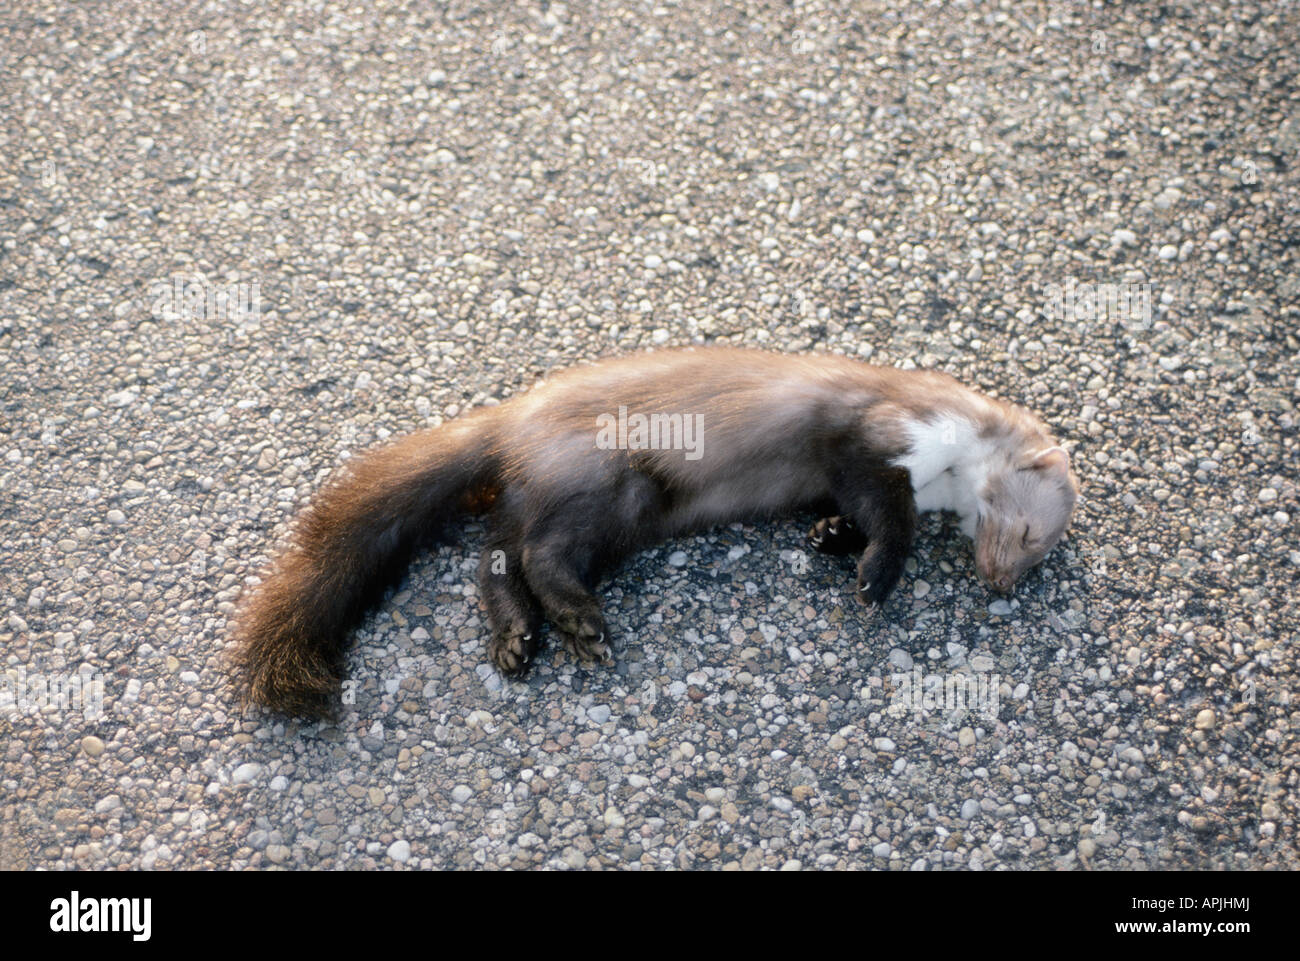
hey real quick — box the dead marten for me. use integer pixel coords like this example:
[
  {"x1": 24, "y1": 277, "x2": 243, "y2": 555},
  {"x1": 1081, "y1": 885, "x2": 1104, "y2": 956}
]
[{"x1": 232, "y1": 348, "x2": 1078, "y2": 718}]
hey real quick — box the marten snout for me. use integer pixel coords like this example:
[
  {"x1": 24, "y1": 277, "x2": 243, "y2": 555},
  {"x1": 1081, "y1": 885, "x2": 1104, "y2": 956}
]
[{"x1": 980, "y1": 570, "x2": 1016, "y2": 594}]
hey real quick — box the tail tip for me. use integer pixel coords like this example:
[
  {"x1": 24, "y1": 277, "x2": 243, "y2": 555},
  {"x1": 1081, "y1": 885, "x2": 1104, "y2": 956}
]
[{"x1": 228, "y1": 631, "x2": 345, "y2": 722}]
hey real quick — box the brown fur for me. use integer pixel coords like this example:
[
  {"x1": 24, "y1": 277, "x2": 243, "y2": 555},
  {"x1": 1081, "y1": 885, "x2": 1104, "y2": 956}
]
[
  {"x1": 231, "y1": 348, "x2": 1075, "y2": 718},
  {"x1": 231, "y1": 407, "x2": 504, "y2": 717}
]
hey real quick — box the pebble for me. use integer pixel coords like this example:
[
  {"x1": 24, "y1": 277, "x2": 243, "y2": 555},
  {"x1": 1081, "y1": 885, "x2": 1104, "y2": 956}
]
[
  {"x1": 94, "y1": 795, "x2": 121, "y2": 814},
  {"x1": 887, "y1": 649, "x2": 914, "y2": 671}
]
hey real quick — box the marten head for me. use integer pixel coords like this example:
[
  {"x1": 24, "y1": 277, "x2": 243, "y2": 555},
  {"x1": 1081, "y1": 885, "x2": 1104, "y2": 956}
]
[{"x1": 974, "y1": 445, "x2": 1078, "y2": 593}]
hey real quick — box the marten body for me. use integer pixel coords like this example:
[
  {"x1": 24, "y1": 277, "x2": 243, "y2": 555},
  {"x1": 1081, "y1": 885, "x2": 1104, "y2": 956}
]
[{"x1": 232, "y1": 348, "x2": 1078, "y2": 718}]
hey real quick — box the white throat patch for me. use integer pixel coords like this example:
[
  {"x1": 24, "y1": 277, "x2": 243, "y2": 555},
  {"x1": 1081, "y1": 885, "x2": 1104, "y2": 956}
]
[{"x1": 890, "y1": 412, "x2": 995, "y2": 538}]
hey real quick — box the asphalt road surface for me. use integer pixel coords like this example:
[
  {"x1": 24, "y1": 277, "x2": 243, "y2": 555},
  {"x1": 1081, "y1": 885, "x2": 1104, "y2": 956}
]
[{"x1": 1, "y1": 0, "x2": 1296, "y2": 869}]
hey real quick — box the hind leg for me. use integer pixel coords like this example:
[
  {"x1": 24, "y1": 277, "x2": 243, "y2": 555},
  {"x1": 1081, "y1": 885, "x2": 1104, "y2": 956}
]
[
  {"x1": 480, "y1": 541, "x2": 544, "y2": 676},
  {"x1": 479, "y1": 498, "x2": 545, "y2": 676},
  {"x1": 518, "y1": 472, "x2": 662, "y2": 666},
  {"x1": 521, "y1": 530, "x2": 613, "y2": 666}
]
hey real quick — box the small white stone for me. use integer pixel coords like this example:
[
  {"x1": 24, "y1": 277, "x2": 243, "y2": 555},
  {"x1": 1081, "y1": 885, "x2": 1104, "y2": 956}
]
[
  {"x1": 888, "y1": 649, "x2": 913, "y2": 671},
  {"x1": 94, "y1": 795, "x2": 121, "y2": 814}
]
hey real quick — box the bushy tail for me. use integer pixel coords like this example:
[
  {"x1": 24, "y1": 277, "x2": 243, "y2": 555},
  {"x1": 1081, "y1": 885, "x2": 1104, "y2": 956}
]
[{"x1": 231, "y1": 408, "x2": 503, "y2": 719}]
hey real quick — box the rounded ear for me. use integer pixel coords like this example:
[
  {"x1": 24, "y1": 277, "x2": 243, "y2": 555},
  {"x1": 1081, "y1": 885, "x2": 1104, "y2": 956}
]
[{"x1": 1028, "y1": 446, "x2": 1070, "y2": 473}]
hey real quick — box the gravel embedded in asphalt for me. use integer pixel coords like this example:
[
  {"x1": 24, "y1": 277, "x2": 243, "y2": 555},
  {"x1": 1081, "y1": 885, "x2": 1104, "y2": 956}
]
[{"x1": 1, "y1": 0, "x2": 1297, "y2": 870}]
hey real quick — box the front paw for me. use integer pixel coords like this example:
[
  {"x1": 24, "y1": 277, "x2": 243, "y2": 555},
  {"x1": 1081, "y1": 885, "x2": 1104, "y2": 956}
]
[
  {"x1": 808, "y1": 515, "x2": 868, "y2": 555},
  {"x1": 855, "y1": 544, "x2": 904, "y2": 608}
]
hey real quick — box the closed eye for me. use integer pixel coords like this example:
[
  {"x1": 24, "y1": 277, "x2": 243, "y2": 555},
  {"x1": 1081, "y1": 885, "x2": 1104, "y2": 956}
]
[{"x1": 1021, "y1": 525, "x2": 1033, "y2": 548}]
